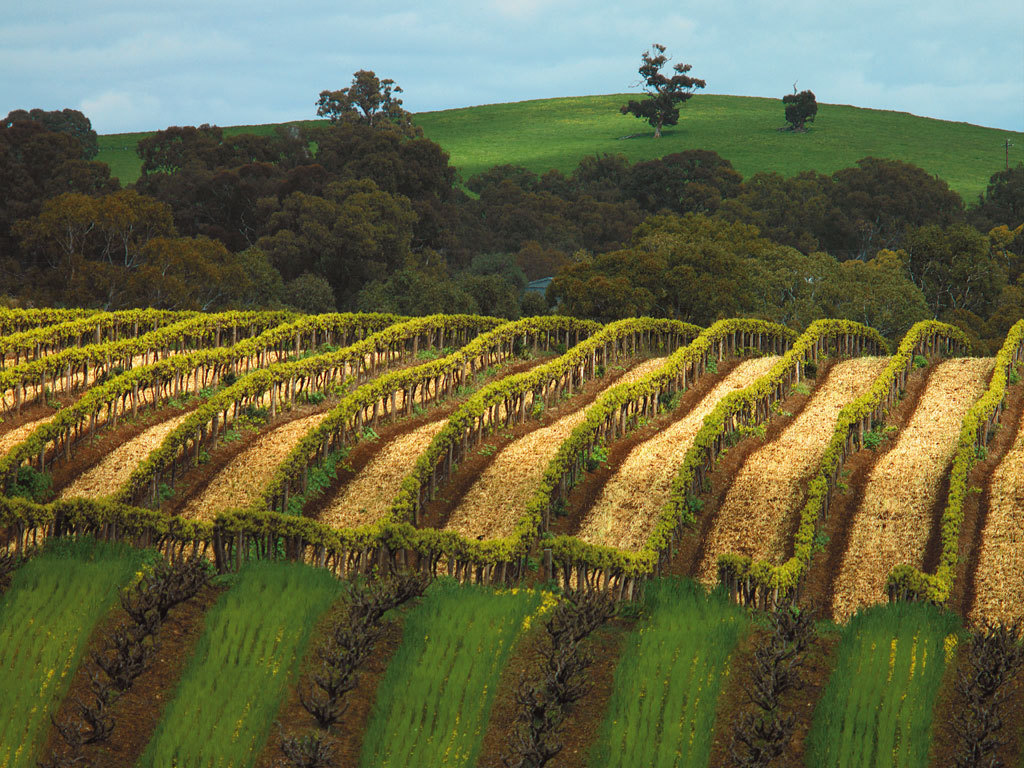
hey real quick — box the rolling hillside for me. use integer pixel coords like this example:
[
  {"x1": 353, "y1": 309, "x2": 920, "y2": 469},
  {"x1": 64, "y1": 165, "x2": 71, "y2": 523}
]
[{"x1": 95, "y1": 94, "x2": 1023, "y2": 200}]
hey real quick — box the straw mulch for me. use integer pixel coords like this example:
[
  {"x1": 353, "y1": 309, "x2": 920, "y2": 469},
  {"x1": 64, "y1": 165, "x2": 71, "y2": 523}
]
[
  {"x1": 695, "y1": 357, "x2": 890, "y2": 584},
  {"x1": 444, "y1": 357, "x2": 668, "y2": 541},
  {"x1": 577, "y1": 356, "x2": 780, "y2": 551},
  {"x1": 0, "y1": 415, "x2": 54, "y2": 457},
  {"x1": 831, "y1": 357, "x2": 995, "y2": 621},
  {"x1": 60, "y1": 411, "x2": 195, "y2": 501},
  {"x1": 969, "y1": 427, "x2": 1024, "y2": 627},
  {"x1": 181, "y1": 412, "x2": 329, "y2": 521},
  {"x1": 320, "y1": 419, "x2": 448, "y2": 529}
]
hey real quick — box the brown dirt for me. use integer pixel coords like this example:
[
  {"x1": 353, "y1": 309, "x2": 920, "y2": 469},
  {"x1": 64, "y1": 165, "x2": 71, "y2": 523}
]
[
  {"x1": 476, "y1": 619, "x2": 547, "y2": 768},
  {"x1": 41, "y1": 582, "x2": 225, "y2": 768},
  {"x1": 0, "y1": 399, "x2": 64, "y2": 438},
  {"x1": 779, "y1": 628, "x2": 842, "y2": 766},
  {"x1": 306, "y1": 355, "x2": 550, "y2": 520},
  {"x1": 798, "y1": 364, "x2": 932, "y2": 619},
  {"x1": 252, "y1": 602, "x2": 409, "y2": 768},
  {"x1": 48, "y1": 399, "x2": 204, "y2": 498},
  {"x1": 955, "y1": 380, "x2": 1024, "y2": 619},
  {"x1": 920, "y1": 467, "x2": 956, "y2": 573},
  {"x1": 476, "y1": 616, "x2": 635, "y2": 768},
  {"x1": 419, "y1": 358, "x2": 657, "y2": 531},
  {"x1": 669, "y1": 360, "x2": 833, "y2": 579},
  {"x1": 706, "y1": 624, "x2": 760, "y2": 768},
  {"x1": 707, "y1": 621, "x2": 840, "y2": 768},
  {"x1": 549, "y1": 359, "x2": 741, "y2": 537},
  {"x1": 927, "y1": 635, "x2": 1024, "y2": 768}
]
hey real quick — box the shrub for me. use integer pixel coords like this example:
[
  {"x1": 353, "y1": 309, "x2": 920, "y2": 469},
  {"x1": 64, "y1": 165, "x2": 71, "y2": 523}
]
[
  {"x1": 9, "y1": 466, "x2": 52, "y2": 503},
  {"x1": 585, "y1": 440, "x2": 608, "y2": 471}
]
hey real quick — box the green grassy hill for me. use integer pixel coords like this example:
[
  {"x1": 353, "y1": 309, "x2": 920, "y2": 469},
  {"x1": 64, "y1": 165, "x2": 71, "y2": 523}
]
[{"x1": 97, "y1": 94, "x2": 1023, "y2": 201}]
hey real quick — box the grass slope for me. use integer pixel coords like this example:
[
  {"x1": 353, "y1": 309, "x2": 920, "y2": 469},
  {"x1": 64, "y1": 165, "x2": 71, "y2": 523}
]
[
  {"x1": 138, "y1": 560, "x2": 343, "y2": 768},
  {"x1": 359, "y1": 580, "x2": 544, "y2": 768},
  {"x1": 806, "y1": 602, "x2": 960, "y2": 768},
  {"x1": 589, "y1": 578, "x2": 748, "y2": 768},
  {"x1": 0, "y1": 538, "x2": 146, "y2": 768},
  {"x1": 96, "y1": 94, "x2": 1023, "y2": 200}
]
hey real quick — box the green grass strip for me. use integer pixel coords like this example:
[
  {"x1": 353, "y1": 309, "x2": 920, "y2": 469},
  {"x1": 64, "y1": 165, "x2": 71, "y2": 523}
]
[
  {"x1": 0, "y1": 538, "x2": 146, "y2": 768},
  {"x1": 806, "y1": 602, "x2": 961, "y2": 768},
  {"x1": 589, "y1": 578, "x2": 748, "y2": 768},
  {"x1": 359, "y1": 579, "x2": 544, "y2": 768},
  {"x1": 138, "y1": 560, "x2": 344, "y2": 768}
]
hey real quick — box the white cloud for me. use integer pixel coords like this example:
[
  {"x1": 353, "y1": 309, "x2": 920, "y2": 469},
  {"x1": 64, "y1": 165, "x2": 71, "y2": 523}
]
[{"x1": 79, "y1": 90, "x2": 161, "y2": 134}]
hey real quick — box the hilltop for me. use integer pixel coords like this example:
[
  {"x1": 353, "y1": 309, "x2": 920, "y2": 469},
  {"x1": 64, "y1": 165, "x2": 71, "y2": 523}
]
[{"x1": 96, "y1": 93, "x2": 1022, "y2": 201}]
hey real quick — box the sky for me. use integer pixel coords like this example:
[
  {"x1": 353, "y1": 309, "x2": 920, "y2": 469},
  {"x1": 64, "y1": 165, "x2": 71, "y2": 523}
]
[{"x1": 2, "y1": 0, "x2": 1022, "y2": 135}]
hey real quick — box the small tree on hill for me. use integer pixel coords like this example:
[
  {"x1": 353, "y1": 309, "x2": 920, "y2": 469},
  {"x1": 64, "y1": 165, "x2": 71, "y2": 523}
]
[
  {"x1": 620, "y1": 44, "x2": 706, "y2": 138},
  {"x1": 316, "y1": 70, "x2": 416, "y2": 135},
  {"x1": 783, "y1": 89, "x2": 818, "y2": 131}
]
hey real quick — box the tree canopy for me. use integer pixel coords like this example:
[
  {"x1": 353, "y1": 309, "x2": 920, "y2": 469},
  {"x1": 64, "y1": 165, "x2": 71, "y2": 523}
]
[
  {"x1": 620, "y1": 44, "x2": 706, "y2": 138},
  {"x1": 782, "y1": 90, "x2": 818, "y2": 131},
  {"x1": 2, "y1": 96, "x2": 1022, "y2": 352},
  {"x1": 316, "y1": 70, "x2": 416, "y2": 135},
  {"x1": 3, "y1": 108, "x2": 99, "y2": 159}
]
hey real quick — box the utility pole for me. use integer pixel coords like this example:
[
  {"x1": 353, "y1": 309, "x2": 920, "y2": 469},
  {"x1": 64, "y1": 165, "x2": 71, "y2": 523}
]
[{"x1": 1007, "y1": 138, "x2": 1013, "y2": 171}]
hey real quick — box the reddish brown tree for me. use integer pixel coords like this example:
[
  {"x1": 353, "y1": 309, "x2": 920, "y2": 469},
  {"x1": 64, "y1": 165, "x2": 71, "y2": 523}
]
[
  {"x1": 620, "y1": 44, "x2": 706, "y2": 138},
  {"x1": 316, "y1": 70, "x2": 416, "y2": 135}
]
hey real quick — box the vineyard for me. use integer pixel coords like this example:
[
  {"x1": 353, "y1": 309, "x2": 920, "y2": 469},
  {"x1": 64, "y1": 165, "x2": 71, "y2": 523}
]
[{"x1": 1, "y1": 308, "x2": 1023, "y2": 766}]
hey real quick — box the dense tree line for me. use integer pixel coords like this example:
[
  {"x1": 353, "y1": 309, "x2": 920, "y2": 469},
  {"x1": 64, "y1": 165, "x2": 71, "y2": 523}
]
[{"x1": 0, "y1": 106, "x2": 1021, "y2": 349}]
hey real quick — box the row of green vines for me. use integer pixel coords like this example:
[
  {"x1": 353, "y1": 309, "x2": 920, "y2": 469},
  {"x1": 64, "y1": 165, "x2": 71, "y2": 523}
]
[
  {"x1": 259, "y1": 315, "x2": 601, "y2": 509},
  {"x1": 549, "y1": 318, "x2": 891, "y2": 579},
  {"x1": 0, "y1": 312, "x2": 408, "y2": 482},
  {"x1": 383, "y1": 317, "x2": 702, "y2": 564},
  {"x1": 111, "y1": 314, "x2": 503, "y2": 505},
  {"x1": 718, "y1": 320, "x2": 971, "y2": 599}
]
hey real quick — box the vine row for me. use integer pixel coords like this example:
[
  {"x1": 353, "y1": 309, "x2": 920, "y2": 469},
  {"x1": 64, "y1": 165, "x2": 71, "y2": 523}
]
[
  {"x1": 717, "y1": 320, "x2": 970, "y2": 608},
  {"x1": 886, "y1": 319, "x2": 1024, "y2": 604}
]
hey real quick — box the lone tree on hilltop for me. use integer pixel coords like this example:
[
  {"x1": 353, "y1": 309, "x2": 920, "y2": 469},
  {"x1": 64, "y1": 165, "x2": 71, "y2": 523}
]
[
  {"x1": 620, "y1": 44, "x2": 706, "y2": 138},
  {"x1": 316, "y1": 70, "x2": 417, "y2": 135},
  {"x1": 783, "y1": 89, "x2": 818, "y2": 131}
]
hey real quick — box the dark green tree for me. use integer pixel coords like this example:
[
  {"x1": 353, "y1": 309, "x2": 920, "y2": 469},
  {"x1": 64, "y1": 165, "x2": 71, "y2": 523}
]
[
  {"x1": 718, "y1": 170, "x2": 839, "y2": 254},
  {"x1": 968, "y1": 164, "x2": 1024, "y2": 231},
  {"x1": 623, "y1": 150, "x2": 742, "y2": 214},
  {"x1": 901, "y1": 224, "x2": 1005, "y2": 317},
  {"x1": 825, "y1": 157, "x2": 965, "y2": 259},
  {"x1": 549, "y1": 214, "x2": 759, "y2": 323},
  {"x1": 283, "y1": 272, "x2": 337, "y2": 314},
  {"x1": 620, "y1": 44, "x2": 705, "y2": 138},
  {"x1": 258, "y1": 179, "x2": 416, "y2": 308},
  {"x1": 356, "y1": 268, "x2": 478, "y2": 316},
  {"x1": 3, "y1": 108, "x2": 99, "y2": 159},
  {"x1": 782, "y1": 90, "x2": 818, "y2": 131},
  {"x1": 316, "y1": 70, "x2": 416, "y2": 134}
]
